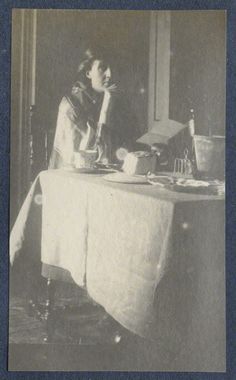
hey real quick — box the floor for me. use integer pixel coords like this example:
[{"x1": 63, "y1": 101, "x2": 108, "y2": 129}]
[{"x1": 9, "y1": 267, "x2": 174, "y2": 372}]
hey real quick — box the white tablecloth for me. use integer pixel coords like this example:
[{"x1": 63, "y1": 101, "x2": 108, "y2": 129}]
[{"x1": 10, "y1": 169, "x2": 225, "y2": 370}]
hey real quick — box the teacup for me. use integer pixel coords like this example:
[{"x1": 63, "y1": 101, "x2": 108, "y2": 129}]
[{"x1": 73, "y1": 150, "x2": 98, "y2": 169}]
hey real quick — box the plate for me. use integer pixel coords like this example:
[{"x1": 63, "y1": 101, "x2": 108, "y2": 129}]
[
  {"x1": 171, "y1": 178, "x2": 225, "y2": 195},
  {"x1": 62, "y1": 166, "x2": 98, "y2": 173},
  {"x1": 175, "y1": 178, "x2": 210, "y2": 187},
  {"x1": 147, "y1": 174, "x2": 225, "y2": 195},
  {"x1": 94, "y1": 163, "x2": 122, "y2": 171},
  {"x1": 103, "y1": 172, "x2": 148, "y2": 184},
  {"x1": 147, "y1": 175, "x2": 175, "y2": 187}
]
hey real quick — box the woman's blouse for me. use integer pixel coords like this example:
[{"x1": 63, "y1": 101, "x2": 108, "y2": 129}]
[{"x1": 49, "y1": 83, "x2": 137, "y2": 169}]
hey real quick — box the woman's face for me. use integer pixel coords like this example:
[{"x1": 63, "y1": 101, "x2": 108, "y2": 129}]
[{"x1": 86, "y1": 60, "x2": 111, "y2": 92}]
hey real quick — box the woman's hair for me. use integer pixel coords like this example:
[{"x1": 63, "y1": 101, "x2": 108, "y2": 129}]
[{"x1": 74, "y1": 48, "x2": 110, "y2": 89}]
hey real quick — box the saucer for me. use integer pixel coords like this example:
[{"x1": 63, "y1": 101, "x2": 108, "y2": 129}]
[{"x1": 103, "y1": 172, "x2": 148, "y2": 184}]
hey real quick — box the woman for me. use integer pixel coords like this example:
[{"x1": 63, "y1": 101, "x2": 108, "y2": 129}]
[{"x1": 49, "y1": 48, "x2": 135, "y2": 168}]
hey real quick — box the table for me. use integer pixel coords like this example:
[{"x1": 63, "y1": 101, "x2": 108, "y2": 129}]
[{"x1": 10, "y1": 169, "x2": 225, "y2": 371}]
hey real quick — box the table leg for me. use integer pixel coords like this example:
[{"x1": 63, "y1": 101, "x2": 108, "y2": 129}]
[
  {"x1": 43, "y1": 278, "x2": 55, "y2": 343},
  {"x1": 26, "y1": 266, "x2": 41, "y2": 319}
]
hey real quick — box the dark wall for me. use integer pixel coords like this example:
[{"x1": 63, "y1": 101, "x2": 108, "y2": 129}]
[
  {"x1": 35, "y1": 10, "x2": 226, "y2": 150},
  {"x1": 169, "y1": 11, "x2": 226, "y2": 136},
  {"x1": 35, "y1": 10, "x2": 150, "y2": 144}
]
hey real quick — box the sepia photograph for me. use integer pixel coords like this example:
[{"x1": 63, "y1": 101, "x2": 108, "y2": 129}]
[{"x1": 8, "y1": 9, "x2": 226, "y2": 372}]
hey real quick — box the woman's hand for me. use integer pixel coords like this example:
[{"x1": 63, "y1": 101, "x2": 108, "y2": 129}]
[
  {"x1": 103, "y1": 83, "x2": 118, "y2": 94},
  {"x1": 102, "y1": 83, "x2": 118, "y2": 105}
]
